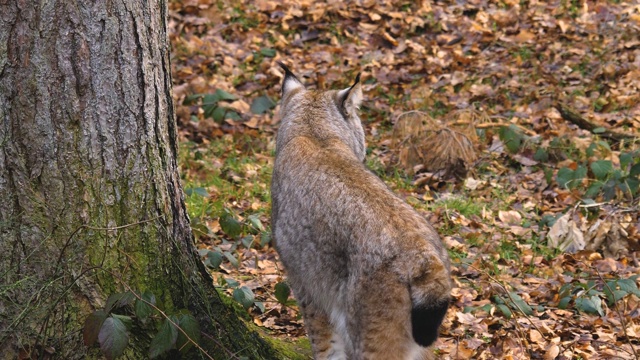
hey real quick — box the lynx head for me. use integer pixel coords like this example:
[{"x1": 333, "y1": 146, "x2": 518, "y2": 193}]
[{"x1": 276, "y1": 62, "x2": 366, "y2": 162}]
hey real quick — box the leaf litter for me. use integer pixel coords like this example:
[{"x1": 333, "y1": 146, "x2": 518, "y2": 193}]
[{"x1": 169, "y1": 0, "x2": 640, "y2": 358}]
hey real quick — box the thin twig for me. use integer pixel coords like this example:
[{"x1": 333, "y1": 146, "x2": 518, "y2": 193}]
[
  {"x1": 452, "y1": 120, "x2": 537, "y2": 136},
  {"x1": 465, "y1": 264, "x2": 543, "y2": 358},
  {"x1": 467, "y1": 263, "x2": 553, "y2": 342},
  {"x1": 84, "y1": 215, "x2": 164, "y2": 231}
]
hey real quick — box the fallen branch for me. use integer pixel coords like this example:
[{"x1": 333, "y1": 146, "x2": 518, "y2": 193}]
[
  {"x1": 451, "y1": 121, "x2": 537, "y2": 136},
  {"x1": 554, "y1": 102, "x2": 637, "y2": 142}
]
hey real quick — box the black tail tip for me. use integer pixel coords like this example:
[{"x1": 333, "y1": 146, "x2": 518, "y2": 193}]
[{"x1": 411, "y1": 298, "x2": 450, "y2": 347}]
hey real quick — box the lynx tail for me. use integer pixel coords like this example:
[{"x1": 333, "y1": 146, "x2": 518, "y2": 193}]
[{"x1": 410, "y1": 298, "x2": 449, "y2": 347}]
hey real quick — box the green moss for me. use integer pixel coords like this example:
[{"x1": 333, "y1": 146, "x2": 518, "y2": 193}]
[{"x1": 263, "y1": 336, "x2": 311, "y2": 360}]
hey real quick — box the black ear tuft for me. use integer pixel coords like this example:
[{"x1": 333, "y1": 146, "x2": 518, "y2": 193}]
[
  {"x1": 338, "y1": 73, "x2": 363, "y2": 112},
  {"x1": 277, "y1": 61, "x2": 295, "y2": 78},
  {"x1": 277, "y1": 61, "x2": 303, "y2": 96}
]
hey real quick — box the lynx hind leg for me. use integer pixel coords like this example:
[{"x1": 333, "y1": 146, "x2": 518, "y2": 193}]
[
  {"x1": 351, "y1": 277, "x2": 428, "y2": 360},
  {"x1": 299, "y1": 300, "x2": 347, "y2": 360}
]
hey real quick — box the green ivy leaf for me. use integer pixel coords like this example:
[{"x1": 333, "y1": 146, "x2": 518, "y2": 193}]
[
  {"x1": 135, "y1": 290, "x2": 156, "y2": 321},
  {"x1": 250, "y1": 95, "x2": 277, "y2": 115},
  {"x1": 203, "y1": 93, "x2": 220, "y2": 106},
  {"x1": 224, "y1": 277, "x2": 240, "y2": 288},
  {"x1": 259, "y1": 48, "x2": 277, "y2": 57},
  {"x1": 584, "y1": 181, "x2": 604, "y2": 198},
  {"x1": 592, "y1": 127, "x2": 606, "y2": 134},
  {"x1": 498, "y1": 125, "x2": 523, "y2": 153},
  {"x1": 557, "y1": 167, "x2": 574, "y2": 189},
  {"x1": 214, "y1": 89, "x2": 238, "y2": 102},
  {"x1": 202, "y1": 103, "x2": 218, "y2": 120},
  {"x1": 603, "y1": 286, "x2": 628, "y2": 305},
  {"x1": 211, "y1": 106, "x2": 226, "y2": 123},
  {"x1": 617, "y1": 278, "x2": 640, "y2": 296},
  {"x1": 575, "y1": 296, "x2": 604, "y2": 316},
  {"x1": 630, "y1": 163, "x2": 640, "y2": 177},
  {"x1": 226, "y1": 110, "x2": 242, "y2": 120},
  {"x1": 602, "y1": 179, "x2": 618, "y2": 200},
  {"x1": 558, "y1": 166, "x2": 587, "y2": 189},
  {"x1": 98, "y1": 316, "x2": 130, "y2": 360},
  {"x1": 183, "y1": 93, "x2": 204, "y2": 105},
  {"x1": 496, "y1": 304, "x2": 512, "y2": 319},
  {"x1": 247, "y1": 214, "x2": 265, "y2": 232},
  {"x1": 118, "y1": 292, "x2": 136, "y2": 308},
  {"x1": 507, "y1": 292, "x2": 533, "y2": 315},
  {"x1": 219, "y1": 210, "x2": 243, "y2": 238},
  {"x1": 620, "y1": 152, "x2": 633, "y2": 170},
  {"x1": 259, "y1": 231, "x2": 271, "y2": 247},
  {"x1": 574, "y1": 165, "x2": 587, "y2": 183},
  {"x1": 149, "y1": 318, "x2": 178, "y2": 359},
  {"x1": 111, "y1": 314, "x2": 133, "y2": 329},
  {"x1": 591, "y1": 160, "x2": 613, "y2": 180},
  {"x1": 275, "y1": 282, "x2": 291, "y2": 305},
  {"x1": 205, "y1": 251, "x2": 223, "y2": 269},
  {"x1": 194, "y1": 187, "x2": 209, "y2": 197},
  {"x1": 533, "y1": 148, "x2": 549, "y2": 162},
  {"x1": 558, "y1": 296, "x2": 571, "y2": 309},
  {"x1": 83, "y1": 310, "x2": 107, "y2": 346},
  {"x1": 241, "y1": 235, "x2": 254, "y2": 249},
  {"x1": 223, "y1": 251, "x2": 239, "y2": 268},
  {"x1": 176, "y1": 313, "x2": 200, "y2": 354},
  {"x1": 105, "y1": 292, "x2": 134, "y2": 313},
  {"x1": 233, "y1": 286, "x2": 255, "y2": 310}
]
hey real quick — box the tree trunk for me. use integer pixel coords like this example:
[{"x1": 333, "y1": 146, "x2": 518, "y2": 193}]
[{"x1": 0, "y1": 1, "x2": 289, "y2": 359}]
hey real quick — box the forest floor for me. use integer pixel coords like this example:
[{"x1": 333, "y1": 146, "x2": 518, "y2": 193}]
[{"x1": 168, "y1": 0, "x2": 640, "y2": 359}]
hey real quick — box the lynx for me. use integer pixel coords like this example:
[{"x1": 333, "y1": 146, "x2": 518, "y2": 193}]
[{"x1": 271, "y1": 62, "x2": 452, "y2": 360}]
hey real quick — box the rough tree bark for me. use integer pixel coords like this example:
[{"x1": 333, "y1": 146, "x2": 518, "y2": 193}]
[{"x1": 0, "y1": 1, "x2": 293, "y2": 359}]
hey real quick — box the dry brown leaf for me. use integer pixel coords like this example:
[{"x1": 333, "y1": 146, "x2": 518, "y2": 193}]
[
  {"x1": 548, "y1": 212, "x2": 585, "y2": 252},
  {"x1": 499, "y1": 210, "x2": 522, "y2": 225}
]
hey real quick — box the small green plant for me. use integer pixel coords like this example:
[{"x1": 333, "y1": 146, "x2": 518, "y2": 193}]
[
  {"x1": 513, "y1": 46, "x2": 533, "y2": 61},
  {"x1": 216, "y1": 276, "x2": 259, "y2": 311},
  {"x1": 274, "y1": 281, "x2": 295, "y2": 307},
  {"x1": 557, "y1": 275, "x2": 640, "y2": 315},
  {"x1": 184, "y1": 89, "x2": 241, "y2": 123},
  {"x1": 214, "y1": 277, "x2": 293, "y2": 313},
  {"x1": 556, "y1": 148, "x2": 640, "y2": 200},
  {"x1": 83, "y1": 291, "x2": 200, "y2": 359},
  {"x1": 198, "y1": 208, "x2": 271, "y2": 270},
  {"x1": 498, "y1": 124, "x2": 526, "y2": 153},
  {"x1": 492, "y1": 291, "x2": 534, "y2": 319}
]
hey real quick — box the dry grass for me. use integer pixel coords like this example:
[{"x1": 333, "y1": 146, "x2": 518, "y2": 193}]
[{"x1": 391, "y1": 109, "x2": 488, "y2": 179}]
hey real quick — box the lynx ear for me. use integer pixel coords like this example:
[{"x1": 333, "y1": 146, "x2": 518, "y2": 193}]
[
  {"x1": 277, "y1": 61, "x2": 304, "y2": 96},
  {"x1": 338, "y1": 73, "x2": 362, "y2": 115}
]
